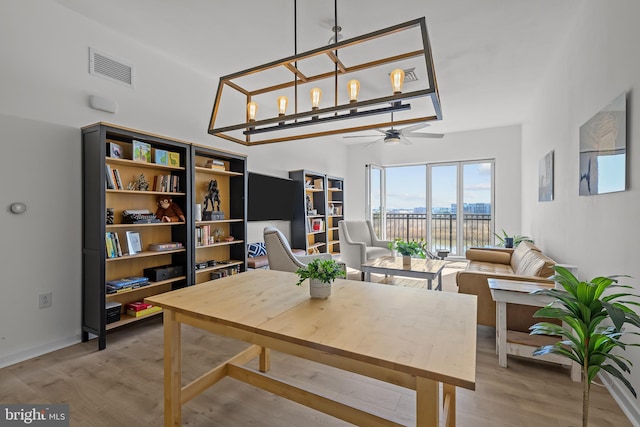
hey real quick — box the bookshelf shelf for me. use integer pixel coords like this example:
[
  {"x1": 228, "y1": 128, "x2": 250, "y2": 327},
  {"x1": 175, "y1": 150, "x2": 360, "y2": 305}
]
[{"x1": 290, "y1": 170, "x2": 343, "y2": 256}]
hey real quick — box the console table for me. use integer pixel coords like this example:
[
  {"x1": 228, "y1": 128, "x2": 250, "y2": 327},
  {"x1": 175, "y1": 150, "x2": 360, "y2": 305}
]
[{"x1": 488, "y1": 278, "x2": 580, "y2": 382}]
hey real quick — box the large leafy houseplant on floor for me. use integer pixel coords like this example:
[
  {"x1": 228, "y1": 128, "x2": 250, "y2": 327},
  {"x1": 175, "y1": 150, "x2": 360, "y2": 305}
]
[{"x1": 530, "y1": 266, "x2": 640, "y2": 427}]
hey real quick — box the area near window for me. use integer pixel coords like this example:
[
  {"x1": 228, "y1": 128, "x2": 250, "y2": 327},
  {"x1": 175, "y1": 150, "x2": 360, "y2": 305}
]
[{"x1": 366, "y1": 160, "x2": 494, "y2": 257}]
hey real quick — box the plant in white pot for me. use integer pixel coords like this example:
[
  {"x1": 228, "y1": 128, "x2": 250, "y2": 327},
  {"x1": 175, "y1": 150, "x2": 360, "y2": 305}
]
[
  {"x1": 530, "y1": 266, "x2": 640, "y2": 427},
  {"x1": 389, "y1": 238, "x2": 427, "y2": 266},
  {"x1": 295, "y1": 258, "x2": 345, "y2": 299}
]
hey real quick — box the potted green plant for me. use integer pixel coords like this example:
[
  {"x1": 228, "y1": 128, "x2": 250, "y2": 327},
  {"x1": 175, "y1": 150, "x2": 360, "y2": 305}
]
[
  {"x1": 295, "y1": 258, "x2": 345, "y2": 299},
  {"x1": 530, "y1": 266, "x2": 640, "y2": 427},
  {"x1": 389, "y1": 238, "x2": 427, "y2": 266},
  {"x1": 494, "y1": 229, "x2": 534, "y2": 248}
]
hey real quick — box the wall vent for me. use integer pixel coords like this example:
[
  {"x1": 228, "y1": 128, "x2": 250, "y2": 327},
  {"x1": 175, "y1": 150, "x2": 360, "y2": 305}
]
[{"x1": 89, "y1": 48, "x2": 134, "y2": 87}]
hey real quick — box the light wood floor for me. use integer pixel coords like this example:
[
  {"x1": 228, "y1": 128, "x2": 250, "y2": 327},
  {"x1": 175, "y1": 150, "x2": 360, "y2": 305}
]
[{"x1": 0, "y1": 268, "x2": 631, "y2": 426}]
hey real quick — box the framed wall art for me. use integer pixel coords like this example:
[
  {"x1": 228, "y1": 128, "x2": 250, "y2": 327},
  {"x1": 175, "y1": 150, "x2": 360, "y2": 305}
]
[
  {"x1": 579, "y1": 92, "x2": 627, "y2": 196},
  {"x1": 538, "y1": 150, "x2": 554, "y2": 202}
]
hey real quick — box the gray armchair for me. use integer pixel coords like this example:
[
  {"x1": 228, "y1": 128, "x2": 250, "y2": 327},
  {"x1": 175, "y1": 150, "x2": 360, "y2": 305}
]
[
  {"x1": 338, "y1": 220, "x2": 393, "y2": 279},
  {"x1": 263, "y1": 227, "x2": 333, "y2": 273}
]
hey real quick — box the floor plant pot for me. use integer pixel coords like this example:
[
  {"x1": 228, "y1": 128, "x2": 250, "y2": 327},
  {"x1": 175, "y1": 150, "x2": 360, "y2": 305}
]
[
  {"x1": 402, "y1": 255, "x2": 411, "y2": 267},
  {"x1": 309, "y1": 278, "x2": 332, "y2": 299}
]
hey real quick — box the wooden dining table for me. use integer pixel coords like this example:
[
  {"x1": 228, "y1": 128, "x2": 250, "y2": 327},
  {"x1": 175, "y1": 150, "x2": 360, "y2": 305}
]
[{"x1": 145, "y1": 269, "x2": 477, "y2": 427}]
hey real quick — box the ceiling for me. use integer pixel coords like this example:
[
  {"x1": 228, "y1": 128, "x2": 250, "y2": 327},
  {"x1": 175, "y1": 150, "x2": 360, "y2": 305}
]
[{"x1": 53, "y1": 0, "x2": 580, "y2": 141}]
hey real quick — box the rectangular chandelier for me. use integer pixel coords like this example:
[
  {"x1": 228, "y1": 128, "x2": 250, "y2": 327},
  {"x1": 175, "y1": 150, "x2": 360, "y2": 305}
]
[{"x1": 208, "y1": 17, "x2": 441, "y2": 146}]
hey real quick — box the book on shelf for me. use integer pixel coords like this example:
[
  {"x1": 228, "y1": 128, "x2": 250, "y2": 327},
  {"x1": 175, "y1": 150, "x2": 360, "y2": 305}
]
[
  {"x1": 148, "y1": 242, "x2": 184, "y2": 251},
  {"x1": 312, "y1": 218, "x2": 324, "y2": 232},
  {"x1": 105, "y1": 165, "x2": 115, "y2": 190},
  {"x1": 168, "y1": 151, "x2": 180, "y2": 167},
  {"x1": 105, "y1": 232, "x2": 115, "y2": 258},
  {"x1": 132, "y1": 140, "x2": 151, "y2": 162},
  {"x1": 127, "y1": 305, "x2": 162, "y2": 318},
  {"x1": 154, "y1": 149, "x2": 168, "y2": 165},
  {"x1": 113, "y1": 169, "x2": 123, "y2": 190},
  {"x1": 204, "y1": 159, "x2": 225, "y2": 170},
  {"x1": 125, "y1": 301, "x2": 153, "y2": 312},
  {"x1": 107, "y1": 141, "x2": 123, "y2": 159}
]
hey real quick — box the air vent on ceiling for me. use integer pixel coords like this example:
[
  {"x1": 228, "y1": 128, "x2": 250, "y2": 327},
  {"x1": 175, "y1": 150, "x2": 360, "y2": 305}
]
[
  {"x1": 89, "y1": 48, "x2": 134, "y2": 87},
  {"x1": 403, "y1": 67, "x2": 418, "y2": 83}
]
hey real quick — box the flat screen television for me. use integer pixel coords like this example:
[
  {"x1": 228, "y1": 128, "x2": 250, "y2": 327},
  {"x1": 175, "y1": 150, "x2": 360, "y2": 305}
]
[{"x1": 248, "y1": 172, "x2": 296, "y2": 221}]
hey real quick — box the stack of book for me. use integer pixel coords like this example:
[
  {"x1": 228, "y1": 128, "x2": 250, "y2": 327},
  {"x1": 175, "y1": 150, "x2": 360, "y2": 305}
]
[
  {"x1": 204, "y1": 159, "x2": 226, "y2": 171},
  {"x1": 125, "y1": 301, "x2": 162, "y2": 318},
  {"x1": 148, "y1": 242, "x2": 184, "y2": 251},
  {"x1": 106, "y1": 276, "x2": 149, "y2": 294},
  {"x1": 153, "y1": 175, "x2": 180, "y2": 192},
  {"x1": 105, "y1": 232, "x2": 123, "y2": 258},
  {"x1": 210, "y1": 265, "x2": 241, "y2": 280}
]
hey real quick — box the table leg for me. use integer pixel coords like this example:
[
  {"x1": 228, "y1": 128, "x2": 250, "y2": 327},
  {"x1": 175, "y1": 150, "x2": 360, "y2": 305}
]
[
  {"x1": 496, "y1": 301, "x2": 507, "y2": 368},
  {"x1": 260, "y1": 347, "x2": 271, "y2": 372},
  {"x1": 436, "y1": 273, "x2": 442, "y2": 291},
  {"x1": 416, "y1": 377, "x2": 439, "y2": 427},
  {"x1": 443, "y1": 383, "x2": 456, "y2": 427},
  {"x1": 365, "y1": 270, "x2": 371, "y2": 282},
  {"x1": 427, "y1": 278, "x2": 432, "y2": 290},
  {"x1": 164, "y1": 309, "x2": 182, "y2": 427}
]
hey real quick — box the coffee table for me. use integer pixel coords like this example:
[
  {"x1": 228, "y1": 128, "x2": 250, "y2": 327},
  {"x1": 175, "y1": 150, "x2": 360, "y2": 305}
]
[{"x1": 361, "y1": 256, "x2": 448, "y2": 290}]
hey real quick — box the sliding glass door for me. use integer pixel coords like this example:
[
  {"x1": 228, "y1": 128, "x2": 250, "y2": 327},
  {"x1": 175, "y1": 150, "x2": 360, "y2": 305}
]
[{"x1": 367, "y1": 160, "x2": 494, "y2": 257}]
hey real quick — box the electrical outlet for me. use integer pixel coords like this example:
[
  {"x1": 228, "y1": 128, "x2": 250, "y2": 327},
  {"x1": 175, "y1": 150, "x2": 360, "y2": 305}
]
[{"x1": 39, "y1": 292, "x2": 52, "y2": 309}]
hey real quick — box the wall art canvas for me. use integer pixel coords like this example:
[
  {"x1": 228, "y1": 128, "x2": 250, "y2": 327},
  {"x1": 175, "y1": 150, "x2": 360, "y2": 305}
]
[
  {"x1": 579, "y1": 92, "x2": 626, "y2": 196},
  {"x1": 538, "y1": 150, "x2": 554, "y2": 202}
]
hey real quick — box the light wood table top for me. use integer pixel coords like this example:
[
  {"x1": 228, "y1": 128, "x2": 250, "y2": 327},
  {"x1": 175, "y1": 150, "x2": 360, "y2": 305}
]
[{"x1": 148, "y1": 269, "x2": 477, "y2": 389}]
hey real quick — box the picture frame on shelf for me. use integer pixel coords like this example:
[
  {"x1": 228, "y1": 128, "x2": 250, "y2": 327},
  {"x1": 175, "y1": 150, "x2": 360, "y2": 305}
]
[{"x1": 126, "y1": 231, "x2": 142, "y2": 254}]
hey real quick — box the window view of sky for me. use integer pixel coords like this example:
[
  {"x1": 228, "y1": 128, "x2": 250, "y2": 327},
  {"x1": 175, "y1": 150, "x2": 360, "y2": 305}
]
[{"x1": 382, "y1": 163, "x2": 492, "y2": 212}]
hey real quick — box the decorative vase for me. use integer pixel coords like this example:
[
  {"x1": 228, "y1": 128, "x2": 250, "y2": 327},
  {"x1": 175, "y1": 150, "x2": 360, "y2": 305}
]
[
  {"x1": 505, "y1": 237, "x2": 514, "y2": 248},
  {"x1": 402, "y1": 255, "x2": 411, "y2": 267},
  {"x1": 309, "y1": 278, "x2": 332, "y2": 299}
]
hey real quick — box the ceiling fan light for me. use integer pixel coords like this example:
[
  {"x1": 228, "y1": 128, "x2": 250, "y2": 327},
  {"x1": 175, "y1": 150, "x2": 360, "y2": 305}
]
[
  {"x1": 390, "y1": 68, "x2": 405, "y2": 94},
  {"x1": 384, "y1": 136, "x2": 401, "y2": 144}
]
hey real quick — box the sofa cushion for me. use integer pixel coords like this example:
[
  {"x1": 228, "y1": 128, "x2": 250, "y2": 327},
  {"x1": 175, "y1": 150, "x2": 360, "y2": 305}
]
[
  {"x1": 514, "y1": 250, "x2": 557, "y2": 277},
  {"x1": 510, "y1": 241, "x2": 539, "y2": 271},
  {"x1": 466, "y1": 261, "x2": 515, "y2": 275},
  {"x1": 466, "y1": 248, "x2": 511, "y2": 264}
]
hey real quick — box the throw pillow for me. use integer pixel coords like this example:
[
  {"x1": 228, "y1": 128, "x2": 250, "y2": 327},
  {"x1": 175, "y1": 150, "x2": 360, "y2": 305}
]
[{"x1": 247, "y1": 242, "x2": 267, "y2": 258}]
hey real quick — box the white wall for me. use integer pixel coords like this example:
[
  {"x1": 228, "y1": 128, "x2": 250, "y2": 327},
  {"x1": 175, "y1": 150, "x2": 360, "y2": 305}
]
[
  {"x1": 522, "y1": 0, "x2": 640, "y2": 422},
  {"x1": 0, "y1": 0, "x2": 347, "y2": 367},
  {"x1": 345, "y1": 125, "x2": 523, "y2": 239}
]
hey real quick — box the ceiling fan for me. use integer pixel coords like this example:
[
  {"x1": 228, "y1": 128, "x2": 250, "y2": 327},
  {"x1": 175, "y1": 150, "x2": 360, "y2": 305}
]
[{"x1": 343, "y1": 114, "x2": 444, "y2": 146}]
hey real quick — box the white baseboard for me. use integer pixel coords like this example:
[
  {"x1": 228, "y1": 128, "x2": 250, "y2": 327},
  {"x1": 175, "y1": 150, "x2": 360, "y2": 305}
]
[
  {"x1": 600, "y1": 371, "x2": 640, "y2": 426},
  {"x1": 0, "y1": 335, "x2": 81, "y2": 369}
]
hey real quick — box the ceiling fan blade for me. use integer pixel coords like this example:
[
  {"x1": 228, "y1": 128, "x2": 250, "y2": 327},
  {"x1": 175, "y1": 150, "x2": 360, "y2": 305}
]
[
  {"x1": 364, "y1": 137, "x2": 384, "y2": 147},
  {"x1": 343, "y1": 134, "x2": 382, "y2": 138},
  {"x1": 404, "y1": 132, "x2": 444, "y2": 139},
  {"x1": 400, "y1": 122, "x2": 431, "y2": 133},
  {"x1": 400, "y1": 136, "x2": 413, "y2": 145}
]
